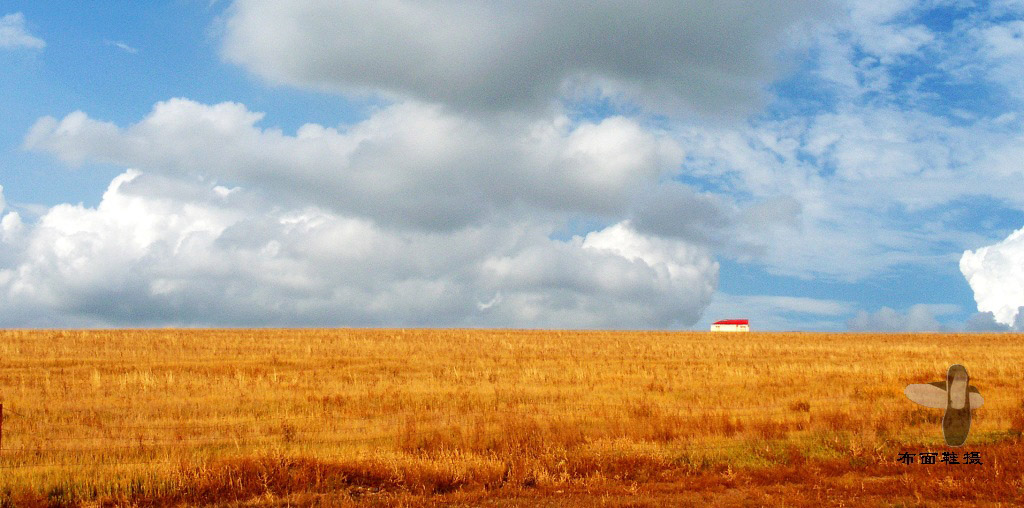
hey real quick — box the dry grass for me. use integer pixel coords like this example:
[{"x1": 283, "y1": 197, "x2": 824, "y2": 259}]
[{"x1": 1, "y1": 329, "x2": 1023, "y2": 506}]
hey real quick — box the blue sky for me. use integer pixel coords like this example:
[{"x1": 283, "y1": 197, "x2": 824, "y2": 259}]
[{"x1": 2, "y1": 1, "x2": 1024, "y2": 330}]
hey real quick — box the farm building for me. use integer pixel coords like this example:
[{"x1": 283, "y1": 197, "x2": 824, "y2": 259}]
[{"x1": 711, "y1": 319, "x2": 749, "y2": 332}]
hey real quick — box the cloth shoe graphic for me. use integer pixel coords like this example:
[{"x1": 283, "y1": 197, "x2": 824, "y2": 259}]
[{"x1": 904, "y1": 364, "x2": 983, "y2": 447}]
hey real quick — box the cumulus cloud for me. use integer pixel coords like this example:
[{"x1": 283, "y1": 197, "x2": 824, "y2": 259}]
[
  {"x1": 0, "y1": 184, "x2": 21, "y2": 249},
  {"x1": 0, "y1": 185, "x2": 21, "y2": 275},
  {"x1": 961, "y1": 311, "x2": 1015, "y2": 332},
  {"x1": 961, "y1": 227, "x2": 1024, "y2": 326},
  {"x1": 846, "y1": 304, "x2": 959, "y2": 332},
  {"x1": 629, "y1": 183, "x2": 734, "y2": 247},
  {"x1": 24, "y1": 99, "x2": 685, "y2": 231},
  {"x1": 220, "y1": 0, "x2": 836, "y2": 116},
  {"x1": 0, "y1": 12, "x2": 44, "y2": 49},
  {"x1": 627, "y1": 182, "x2": 804, "y2": 261},
  {"x1": 0, "y1": 171, "x2": 716, "y2": 328}
]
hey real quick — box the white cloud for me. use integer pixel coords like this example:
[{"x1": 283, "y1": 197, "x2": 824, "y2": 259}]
[
  {"x1": 803, "y1": 1, "x2": 936, "y2": 99},
  {"x1": 803, "y1": 108, "x2": 967, "y2": 185},
  {"x1": 0, "y1": 184, "x2": 20, "y2": 253},
  {"x1": 670, "y1": 103, "x2": 1013, "y2": 280},
  {"x1": 0, "y1": 211, "x2": 20, "y2": 239},
  {"x1": 962, "y1": 311, "x2": 1015, "y2": 332},
  {"x1": 106, "y1": 40, "x2": 138, "y2": 54},
  {"x1": 17, "y1": 97, "x2": 736, "y2": 328},
  {"x1": 24, "y1": 99, "x2": 685, "y2": 231},
  {"x1": 849, "y1": 1, "x2": 934, "y2": 64},
  {"x1": 220, "y1": 0, "x2": 836, "y2": 116},
  {"x1": 476, "y1": 293, "x2": 502, "y2": 312},
  {"x1": 649, "y1": 2, "x2": 1024, "y2": 290},
  {"x1": 477, "y1": 222, "x2": 717, "y2": 328},
  {"x1": 961, "y1": 226, "x2": 1024, "y2": 326},
  {"x1": 0, "y1": 171, "x2": 717, "y2": 328},
  {"x1": 991, "y1": 0, "x2": 1024, "y2": 15},
  {"x1": 0, "y1": 12, "x2": 44, "y2": 49},
  {"x1": 26, "y1": 90, "x2": 1019, "y2": 287},
  {"x1": 971, "y1": 20, "x2": 1024, "y2": 100}
]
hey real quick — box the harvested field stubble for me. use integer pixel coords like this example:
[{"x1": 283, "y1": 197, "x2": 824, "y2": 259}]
[{"x1": 1, "y1": 329, "x2": 1023, "y2": 506}]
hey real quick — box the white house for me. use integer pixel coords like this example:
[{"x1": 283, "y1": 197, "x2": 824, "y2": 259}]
[{"x1": 710, "y1": 319, "x2": 749, "y2": 332}]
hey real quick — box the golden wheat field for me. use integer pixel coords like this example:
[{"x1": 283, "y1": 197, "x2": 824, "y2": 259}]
[{"x1": 1, "y1": 329, "x2": 1024, "y2": 507}]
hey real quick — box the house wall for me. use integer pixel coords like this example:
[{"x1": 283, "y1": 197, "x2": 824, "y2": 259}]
[{"x1": 710, "y1": 324, "x2": 750, "y2": 332}]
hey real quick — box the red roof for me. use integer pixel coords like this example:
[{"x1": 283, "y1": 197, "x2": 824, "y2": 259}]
[{"x1": 713, "y1": 319, "x2": 748, "y2": 325}]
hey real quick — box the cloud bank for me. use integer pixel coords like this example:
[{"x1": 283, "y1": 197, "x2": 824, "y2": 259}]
[
  {"x1": 0, "y1": 171, "x2": 717, "y2": 327},
  {"x1": 846, "y1": 304, "x2": 959, "y2": 332},
  {"x1": 25, "y1": 99, "x2": 686, "y2": 231},
  {"x1": 220, "y1": 0, "x2": 834, "y2": 116},
  {"x1": 0, "y1": 12, "x2": 45, "y2": 49}
]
